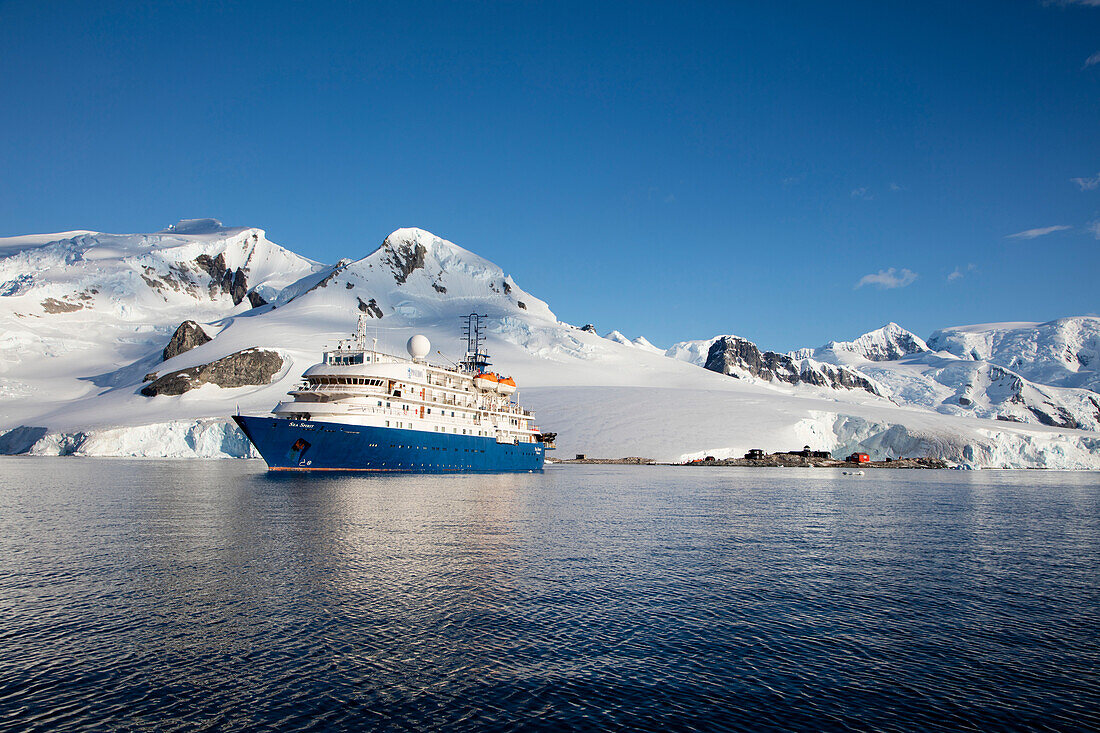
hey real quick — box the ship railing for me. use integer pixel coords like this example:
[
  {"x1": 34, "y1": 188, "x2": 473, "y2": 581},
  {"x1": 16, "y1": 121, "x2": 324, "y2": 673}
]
[{"x1": 308, "y1": 403, "x2": 489, "y2": 428}]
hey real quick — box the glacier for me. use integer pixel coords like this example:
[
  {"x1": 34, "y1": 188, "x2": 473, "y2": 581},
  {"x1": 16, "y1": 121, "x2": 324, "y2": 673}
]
[{"x1": 1, "y1": 222, "x2": 1098, "y2": 469}]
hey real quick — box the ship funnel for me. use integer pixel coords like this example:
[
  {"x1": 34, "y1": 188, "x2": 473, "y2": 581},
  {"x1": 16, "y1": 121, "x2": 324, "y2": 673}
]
[{"x1": 407, "y1": 334, "x2": 431, "y2": 360}]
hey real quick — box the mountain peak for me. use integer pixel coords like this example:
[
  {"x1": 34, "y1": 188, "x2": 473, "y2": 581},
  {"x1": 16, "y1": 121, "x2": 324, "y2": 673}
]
[
  {"x1": 822, "y1": 323, "x2": 929, "y2": 362},
  {"x1": 381, "y1": 227, "x2": 473, "y2": 256}
]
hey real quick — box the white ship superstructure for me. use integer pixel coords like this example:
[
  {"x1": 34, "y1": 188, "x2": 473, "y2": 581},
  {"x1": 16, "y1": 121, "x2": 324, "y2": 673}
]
[{"x1": 271, "y1": 314, "x2": 541, "y2": 445}]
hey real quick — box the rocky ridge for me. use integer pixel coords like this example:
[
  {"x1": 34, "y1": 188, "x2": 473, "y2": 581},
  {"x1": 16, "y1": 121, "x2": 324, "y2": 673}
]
[
  {"x1": 704, "y1": 336, "x2": 882, "y2": 395},
  {"x1": 141, "y1": 348, "x2": 285, "y2": 397}
]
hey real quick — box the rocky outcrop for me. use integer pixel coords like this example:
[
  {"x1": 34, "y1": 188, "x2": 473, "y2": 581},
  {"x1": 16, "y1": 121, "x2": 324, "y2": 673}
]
[
  {"x1": 705, "y1": 336, "x2": 880, "y2": 395},
  {"x1": 246, "y1": 290, "x2": 268, "y2": 308},
  {"x1": 162, "y1": 320, "x2": 212, "y2": 361},
  {"x1": 381, "y1": 238, "x2": 427, "y2": 284},
  {"x1": 41, "y1": 297, "x2": 83, "y2": 313},
  {"x1": 194, "y1": 252, "x2": 248, "y2": 305},
  {"x1": 357, "y1": 297, "x2": 383, "y2": 318},
  {"x1": 141, "y1": 348, "x2": 283, "y2": 397}
]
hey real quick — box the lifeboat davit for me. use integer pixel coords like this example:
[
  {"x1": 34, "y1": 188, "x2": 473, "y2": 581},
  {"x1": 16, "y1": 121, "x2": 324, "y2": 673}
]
[
  {"x1": 497, "y1": 376, "x2": 516, "y2": 395},
  {"x1": 474, "y1": 372, "x2": 499, "y2": 391}
]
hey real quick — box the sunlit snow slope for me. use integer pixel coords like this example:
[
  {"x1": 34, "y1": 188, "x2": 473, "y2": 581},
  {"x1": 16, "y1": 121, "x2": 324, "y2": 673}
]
[{"x1": 0, "y1": 223, "x2": 1097, "y2": 468}]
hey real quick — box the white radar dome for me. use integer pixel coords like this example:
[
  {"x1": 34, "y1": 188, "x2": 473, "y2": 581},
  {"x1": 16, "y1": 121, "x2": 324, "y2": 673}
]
[{"x1": 407, "y1": 334, "x2": 431, "y2": 360}]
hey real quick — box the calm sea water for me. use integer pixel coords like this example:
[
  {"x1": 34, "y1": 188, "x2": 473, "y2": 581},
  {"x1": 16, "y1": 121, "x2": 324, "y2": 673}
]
[{"x1": 0, "y1": 459, "x2": 1097, "y2": 732}]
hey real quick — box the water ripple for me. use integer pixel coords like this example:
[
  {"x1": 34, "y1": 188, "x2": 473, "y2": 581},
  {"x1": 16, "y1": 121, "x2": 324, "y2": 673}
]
[{"x1": 0, "y1": 460, "x2": 1097, "y2": 731}]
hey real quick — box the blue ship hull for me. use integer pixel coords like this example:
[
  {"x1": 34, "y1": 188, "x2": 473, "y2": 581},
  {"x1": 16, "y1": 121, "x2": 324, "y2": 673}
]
[{"x1": 233, "y1": 415, "x2": 544, "y2": 472}]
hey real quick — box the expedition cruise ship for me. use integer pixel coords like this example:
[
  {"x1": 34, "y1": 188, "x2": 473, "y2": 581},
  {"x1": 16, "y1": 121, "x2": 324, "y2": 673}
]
[{"x1": 233, "y1": 314, "x2": 554, "y2": 472}]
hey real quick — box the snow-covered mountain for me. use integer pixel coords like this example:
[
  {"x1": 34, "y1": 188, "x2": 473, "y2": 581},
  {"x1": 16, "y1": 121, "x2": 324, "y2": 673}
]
[
  {"x1": 1, "y1": 222, "x2": 1098, "y2": 468},
  {"x1": 603, "y1": 331, "x2": 664, "y2": 354},
  {"x1": 681, "y1": 322, "x2": 1100, "y2": 433},
  {"x1": 927, "y1": 318, "x2": 1100, "y2": 393},
  {"x1": 792, "y1": 322, "x2": 930, "y2": 363},
  {"x1": 695, "y1": 335, "x2": 885, "y2": 396},
  {"x1": 0, "y1": 220, "x2": 320, "y2": 376}
]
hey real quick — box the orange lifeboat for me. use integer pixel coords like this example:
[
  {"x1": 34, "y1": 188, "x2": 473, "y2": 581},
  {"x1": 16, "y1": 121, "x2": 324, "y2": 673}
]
[
  {"x1": 497, "y1": 376, "x2": 516, "y2": 395},
  {"x1": 473, "y1": 372, "x2": 498, "y2": 391}
]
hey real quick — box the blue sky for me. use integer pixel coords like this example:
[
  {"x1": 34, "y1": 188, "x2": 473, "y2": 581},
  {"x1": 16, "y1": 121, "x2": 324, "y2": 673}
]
[{"x1": 1, "y1": 0, "x2": 1098, "y2": 351}]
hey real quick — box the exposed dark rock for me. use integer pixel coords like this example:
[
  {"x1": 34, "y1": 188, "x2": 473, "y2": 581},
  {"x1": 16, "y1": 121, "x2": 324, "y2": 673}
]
[
  {"x1": 807, "y1": 362, "x2": 880, "y2": 394},
  {"x1": 432, "y1": 282, "x2": 447, "y2": 294},
  {"x1": 705, "y1": 336, "x2": 880, "y2": 396},
  {"x1": 193, "y1": 253, "x2": 248, "y2": 305},
  {"x1": 247, "y1": 290, "x2": 268, "y2": 308},
  {"x1": 141, "y1": 348, "x2": 284, "y2": 397},
  {"x1": 193, "y1": 253, "x2": 225, "y2": 289},
  {"x1": 705, "y1": 336, "x2": 771, "y2": 379},
  {"x1": 503, "y1": 280, "x2": 512, "y2": 295},
  {"x1": 162, "y1": 320, "x2": 212, "y2": 361},
  {"x1": 357, "y1": 297, "x2": 383, "y2": 318},
  {"x1": 0, "y1": 426, "x2": 48, "y2": 455},
  {"x1": 1027, "y1": 404, "x2": 1080, "y2": 429},
  {"x1": 517, "y1": 301, "x2": 527, "y2": 310},
  {"x1": 345, "y1": 282, "x2": 354, "y2": 289},
  {"x1": 140, "y1": 264, "x2": 202, "y2": 298},
  {"x1": 41, "y1": 298, "x2": 82, "y2": 313},
  {"x1": 581, "y1": 324, "x2": 597, "y2": 333},
  {"x1": 228, "y1": 268, "x2": 247, "y2": 305},
  {"x1": 313, "y1": 262, "x2": 349, "y2": 290},
  {"x1": 382, "y1": 240, "x2": 426, "y2": 284},
  {"x1": 143, "y1": 372, "x2": 158, "y2": 382}
]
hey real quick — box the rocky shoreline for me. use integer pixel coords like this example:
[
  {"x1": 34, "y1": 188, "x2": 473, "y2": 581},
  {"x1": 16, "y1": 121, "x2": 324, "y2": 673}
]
[{"x1": 549, "y1": 456, "x2": 948, "y2": 469}]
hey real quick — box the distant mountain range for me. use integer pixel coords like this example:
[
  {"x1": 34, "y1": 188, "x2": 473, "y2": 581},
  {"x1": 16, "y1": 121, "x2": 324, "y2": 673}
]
[
  {"x1": 668, "y1": 320, "x2": 1100, "y2": 433},
  {"x1": 0, "y1": 220, "x2": 1097, "y2": 468}
]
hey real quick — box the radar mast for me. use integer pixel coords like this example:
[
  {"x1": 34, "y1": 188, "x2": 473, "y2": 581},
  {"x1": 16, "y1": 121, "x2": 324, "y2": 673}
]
[{"x1": 459, "y1": 313, "x2": 491, "y2": 373}]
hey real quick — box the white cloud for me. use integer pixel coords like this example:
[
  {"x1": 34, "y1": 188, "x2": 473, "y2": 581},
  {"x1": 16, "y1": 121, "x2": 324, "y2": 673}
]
[
  {"x1": 851, "y1": 187, "x2": 873, "y2": 200},
  {"x1": 889, "y1": 182, "x2": 904, "y2": 192},
  {"x1": 856, "y1": 268, "x2": 918, "y2": 290},
  {"x1": 1006, "y1": 225, "x2": 1071, "y2": 239},
  {"x1": 1089, "y1": 221, "x2": 1100, "y2": 239},
  {"x1": 1087, "y1": 51, "x2": 1100, "y2": 67},
  {"x1": 1071, "y1": 172, "x2": 1100, "y2": 190},
  {"x1": 947, "y1": 263, "x2": 977, "y2": 282}
]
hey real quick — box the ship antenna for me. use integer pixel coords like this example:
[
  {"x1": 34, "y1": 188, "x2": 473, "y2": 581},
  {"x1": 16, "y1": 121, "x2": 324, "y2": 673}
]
[
  {"x1": 355, "y1": 314, "x2": 368, "y2": 349},
  {"x1": 460, "y1": 313, "x2": 490, "y2": 373}
]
